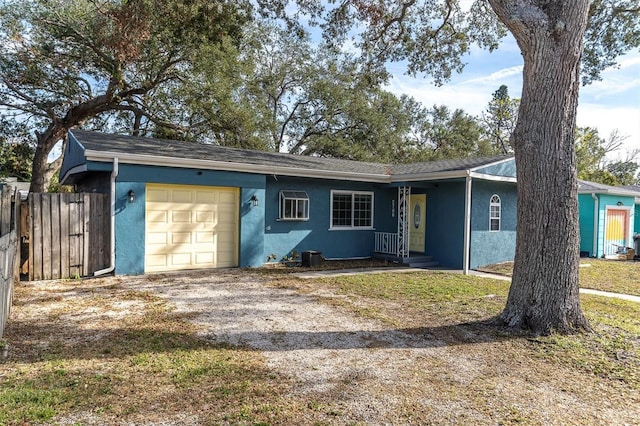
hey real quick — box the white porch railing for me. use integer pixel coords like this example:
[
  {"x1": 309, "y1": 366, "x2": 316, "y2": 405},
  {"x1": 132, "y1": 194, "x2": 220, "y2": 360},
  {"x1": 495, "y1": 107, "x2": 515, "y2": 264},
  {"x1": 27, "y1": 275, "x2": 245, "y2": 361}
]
[{"x1": 374, "y1": 232, "x2": 399, "y2": 256}]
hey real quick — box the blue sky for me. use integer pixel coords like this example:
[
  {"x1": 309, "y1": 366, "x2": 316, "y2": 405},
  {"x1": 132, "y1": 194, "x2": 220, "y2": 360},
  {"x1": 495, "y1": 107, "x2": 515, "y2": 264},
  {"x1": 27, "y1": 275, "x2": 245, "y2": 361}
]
[{"x1": 385, "y1": 35, "x2": 640, "y2": 161}]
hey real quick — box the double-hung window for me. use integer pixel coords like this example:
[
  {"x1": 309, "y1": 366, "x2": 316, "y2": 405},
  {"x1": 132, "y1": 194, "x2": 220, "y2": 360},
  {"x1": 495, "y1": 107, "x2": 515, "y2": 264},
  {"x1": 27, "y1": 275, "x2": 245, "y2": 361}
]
[
  {"x1": 279, "y1": 190, "x2": 309, "y2": 220},
  {"x1": 490, "y1": 194, "x2": 501, "y2": 231},
  {"x1": 330, "y1": 190, "x2": 373, "y2": 229}
]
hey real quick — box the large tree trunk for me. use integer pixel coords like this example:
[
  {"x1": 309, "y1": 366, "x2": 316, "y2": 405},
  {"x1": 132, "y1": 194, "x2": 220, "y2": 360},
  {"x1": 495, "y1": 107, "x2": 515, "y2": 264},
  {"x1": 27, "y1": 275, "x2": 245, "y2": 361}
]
[
  {"x1": 488, "y1": 0, "x2": 591, "y2": 334},
  {"x1": 30, "y1": 126, "x2": 67, "y2": 193}
]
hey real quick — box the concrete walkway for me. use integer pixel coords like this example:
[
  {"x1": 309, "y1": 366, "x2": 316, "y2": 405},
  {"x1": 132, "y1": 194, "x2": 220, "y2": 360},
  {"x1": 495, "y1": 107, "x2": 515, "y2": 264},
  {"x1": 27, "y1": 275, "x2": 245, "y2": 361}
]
[{"x1": 293, "y1": 267, "x2": 640, "y2": 303}]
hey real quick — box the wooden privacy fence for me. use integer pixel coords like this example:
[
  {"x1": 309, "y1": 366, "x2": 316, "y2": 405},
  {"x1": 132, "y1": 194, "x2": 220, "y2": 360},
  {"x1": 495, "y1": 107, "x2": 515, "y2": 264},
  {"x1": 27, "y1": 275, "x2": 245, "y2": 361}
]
[
  {"x1": 1, "y1": 230, "x2": 17, "y2": 340},
  {"x1": 0, "y1": 185, "x2": 11, "y2": 236},
  {"x1": 1, "y1": 184, "x2": 18, "y2": 340},
  {"x1": 28, "y1": 193, "x2": 110, "y2": 280}
]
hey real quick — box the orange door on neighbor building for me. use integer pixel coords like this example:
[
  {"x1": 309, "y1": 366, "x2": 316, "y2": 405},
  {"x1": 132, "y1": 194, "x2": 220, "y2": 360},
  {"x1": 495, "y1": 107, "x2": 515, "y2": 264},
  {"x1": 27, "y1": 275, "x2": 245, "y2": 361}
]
[{"x1": 604, "y1": 208, "x2": 629, "y2": 256}]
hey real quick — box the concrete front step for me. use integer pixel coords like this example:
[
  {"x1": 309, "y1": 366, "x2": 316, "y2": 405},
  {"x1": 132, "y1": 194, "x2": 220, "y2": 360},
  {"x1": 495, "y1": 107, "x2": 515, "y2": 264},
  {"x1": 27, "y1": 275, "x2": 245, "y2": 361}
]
[
  {"x1": 408, "y1": 261, "x2": 440, "y2": 268},
  {"x1": 374, "y1": 253, "x2": 439, "y2": 268}
]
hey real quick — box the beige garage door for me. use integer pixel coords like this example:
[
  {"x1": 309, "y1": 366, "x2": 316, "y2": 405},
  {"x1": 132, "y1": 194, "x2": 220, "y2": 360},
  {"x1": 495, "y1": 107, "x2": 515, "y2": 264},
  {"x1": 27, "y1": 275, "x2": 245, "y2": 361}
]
[{"x1": 145, "y1": 184, "x2": 239, "y2": 272}]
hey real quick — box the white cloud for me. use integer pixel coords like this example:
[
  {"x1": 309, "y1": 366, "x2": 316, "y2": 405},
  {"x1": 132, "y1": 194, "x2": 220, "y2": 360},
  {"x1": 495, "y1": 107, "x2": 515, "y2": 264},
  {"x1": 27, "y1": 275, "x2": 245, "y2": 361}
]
[
  {"x1": 577, "y1": 104, "x2": 640, "y2": 159},
  {"x1": 459, "y1": 65, "x2": 523, "y2": 87},
  {"x1": 387, "y1": 51, "x2": 639, "y2": 155}
]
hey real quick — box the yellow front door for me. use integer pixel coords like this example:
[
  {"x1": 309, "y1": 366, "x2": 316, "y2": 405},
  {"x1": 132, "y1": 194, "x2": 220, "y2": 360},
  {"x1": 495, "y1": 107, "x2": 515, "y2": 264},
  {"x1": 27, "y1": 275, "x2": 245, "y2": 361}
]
[{"x1": 409, "y1": 194, "x2": 426, "y2": 253}]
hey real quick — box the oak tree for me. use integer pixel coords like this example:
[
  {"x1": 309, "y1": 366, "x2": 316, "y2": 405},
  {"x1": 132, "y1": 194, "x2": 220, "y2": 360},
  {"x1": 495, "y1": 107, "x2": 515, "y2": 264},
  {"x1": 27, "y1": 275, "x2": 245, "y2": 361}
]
[{"x1": 0, "y1": 0, "x2": 251, "y2": 192}]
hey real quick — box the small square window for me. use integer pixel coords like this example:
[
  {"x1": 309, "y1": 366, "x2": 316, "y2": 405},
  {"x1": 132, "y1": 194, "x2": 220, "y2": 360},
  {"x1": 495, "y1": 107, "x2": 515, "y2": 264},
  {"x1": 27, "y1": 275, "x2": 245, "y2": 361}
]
[{"x1": 279, "y1": 190, "x2": 309, "y2": 220}]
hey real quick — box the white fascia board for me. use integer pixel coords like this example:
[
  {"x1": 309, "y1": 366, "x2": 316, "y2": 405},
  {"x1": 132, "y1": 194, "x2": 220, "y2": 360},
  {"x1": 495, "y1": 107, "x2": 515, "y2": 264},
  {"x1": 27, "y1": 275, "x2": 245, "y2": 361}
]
[
  {"x1": 84, "y1": 150, "x2": 392, "y2": 183},
  {"x1": 59, "y1": 164, "x2": 87, "y2": 185},
  {"x1": 577, "y1": 188, "x2": 640, "y2": 197},
  {"x1": 468, "y1": 156, "x2": 515, "y2": 172},
  {"x1": 469, "y1": 172, "x2": 517, "y2": 183}
]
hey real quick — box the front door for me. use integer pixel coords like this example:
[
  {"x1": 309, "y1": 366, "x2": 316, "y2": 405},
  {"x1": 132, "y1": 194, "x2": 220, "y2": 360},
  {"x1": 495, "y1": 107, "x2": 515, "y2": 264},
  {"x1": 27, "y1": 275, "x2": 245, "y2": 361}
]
[{"x1": 409, "y1": 194, "x2": 426, "y2": 253}]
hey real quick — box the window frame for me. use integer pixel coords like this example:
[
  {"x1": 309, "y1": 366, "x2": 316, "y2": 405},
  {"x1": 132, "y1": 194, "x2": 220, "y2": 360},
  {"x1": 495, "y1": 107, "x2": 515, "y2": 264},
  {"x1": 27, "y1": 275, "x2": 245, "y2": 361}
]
[
  {"x1": 278, "y1": 190, "x2": 310, "y2": 221},
  {"x1": 330, "y1": 190, "x2": 374, "y2": 230},
  {"x1": 489, "y1": 194, "x2": 501, "y2": 232}
]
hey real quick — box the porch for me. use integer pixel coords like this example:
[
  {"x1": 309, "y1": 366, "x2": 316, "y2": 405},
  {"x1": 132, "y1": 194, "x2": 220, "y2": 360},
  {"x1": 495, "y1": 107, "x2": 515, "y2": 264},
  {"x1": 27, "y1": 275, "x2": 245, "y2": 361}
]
[{"x1": 373, "y1": 231, "x2": 440, "y2": 268}]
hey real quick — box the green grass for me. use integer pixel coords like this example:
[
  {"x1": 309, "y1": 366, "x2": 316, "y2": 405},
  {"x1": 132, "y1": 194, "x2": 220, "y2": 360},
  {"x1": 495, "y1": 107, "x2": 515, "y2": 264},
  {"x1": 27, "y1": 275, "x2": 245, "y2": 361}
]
[
  {"x1": 478, "y1": 258, "x2": 640, "y2": 296},
  {"x1": 315, "y1": 270, "x2": 640, "y2": 388},
  {"x1": 320, "y1": 271, "x2": 510, "y2": 324},
  {"x1": 579, "y1": 259, "x2": 640, "y2": 296},
  {"x1": 4, "y1": 270, "x2": 640, "y2": 424},
  {"x1": 0, "y1": 287, "x2": 310, "y2": 425}
]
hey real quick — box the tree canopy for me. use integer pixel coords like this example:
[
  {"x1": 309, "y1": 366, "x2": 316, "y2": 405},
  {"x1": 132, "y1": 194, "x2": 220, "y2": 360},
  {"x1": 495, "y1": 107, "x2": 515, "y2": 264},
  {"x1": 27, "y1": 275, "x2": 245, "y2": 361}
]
[
  {"x1": 575, "y1": 127, "x2": 640, "y2": 185},
  {"x1": 0, "y1": 0, "x2": 252, "y2": 191}
]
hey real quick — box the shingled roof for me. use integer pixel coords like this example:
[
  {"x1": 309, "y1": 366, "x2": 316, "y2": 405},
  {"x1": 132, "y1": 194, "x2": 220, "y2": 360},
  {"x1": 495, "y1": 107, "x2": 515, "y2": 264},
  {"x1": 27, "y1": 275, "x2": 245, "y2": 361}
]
[
  {"x1": 578, "y1": 180, "x2": 640, "y2": 197},
  {"x1": 67, "y1": 130, "x2": 513, "y2": 182}
]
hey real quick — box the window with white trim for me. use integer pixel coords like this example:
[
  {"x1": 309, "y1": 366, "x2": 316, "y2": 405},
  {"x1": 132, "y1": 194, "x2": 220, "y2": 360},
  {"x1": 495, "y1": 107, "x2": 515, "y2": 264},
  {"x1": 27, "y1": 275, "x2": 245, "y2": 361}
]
[
  {"x1": 490, "y1": 194, "x2": 501, "y2": 231},
  {"x1": 279, "y1": 190, "x2": 309, "y2": 220},
  {"x1": 330, "y1": 191, "x2": 373, "y2": 229}
]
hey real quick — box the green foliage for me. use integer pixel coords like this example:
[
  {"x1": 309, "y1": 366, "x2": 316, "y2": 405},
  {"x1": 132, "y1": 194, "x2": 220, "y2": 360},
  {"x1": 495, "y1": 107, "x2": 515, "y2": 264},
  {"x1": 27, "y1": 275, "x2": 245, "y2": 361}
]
[
  {"x1": 0, "y1": 116, "x2": 33, "y2": 181},
  {"x1": 605, "y1": 161, "x2": 639, "y2": 185},
  {"x1": 0, "y1": 0, "x2": 252, "y2": 190},
  {"x1": 409, "y1": 105, "x2": 492, "y2": 162},
  {"x1": 481, "y1": 85, "x2": 519, "y2": 155},
  {"x1": 583, "y1": 1, "x2": 640, "y2": 85},
  {"x1": 260, "y1": 0, "x2": 639, "y2": 85},
  {"x1": 575, "y1": 127, "x2": 639, "y2": 185}
]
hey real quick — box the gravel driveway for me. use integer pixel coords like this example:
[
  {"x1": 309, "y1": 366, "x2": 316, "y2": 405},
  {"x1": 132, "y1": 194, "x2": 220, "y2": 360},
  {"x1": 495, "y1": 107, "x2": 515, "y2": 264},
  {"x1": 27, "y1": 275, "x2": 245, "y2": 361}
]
[
  {"x1": 128, "y1": 270, "x2": 448, "y2": 422},
  {"x1": 121, "y1": 269, "x2": 637, "y2": 425}
]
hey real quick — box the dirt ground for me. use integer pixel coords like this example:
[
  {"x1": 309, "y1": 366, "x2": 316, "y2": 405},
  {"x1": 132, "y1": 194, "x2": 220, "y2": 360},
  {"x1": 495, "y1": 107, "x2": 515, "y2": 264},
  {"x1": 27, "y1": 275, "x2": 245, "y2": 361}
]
[{"x1": 4, "y1": 269, "x2": 640, "y2": 425}]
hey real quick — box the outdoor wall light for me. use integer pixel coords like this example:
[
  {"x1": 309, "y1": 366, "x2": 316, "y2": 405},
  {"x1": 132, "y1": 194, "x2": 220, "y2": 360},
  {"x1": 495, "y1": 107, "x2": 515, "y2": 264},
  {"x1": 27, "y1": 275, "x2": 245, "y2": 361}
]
[
  {"x1": 128, "y1": 189, "x2": 135, "y2": 203},
  {"x1": 250, "y1": 194, "x2": 259, "y2": 207},
  {"x1": 617, "y1": 201, "x2": 623, "y2": 206}
]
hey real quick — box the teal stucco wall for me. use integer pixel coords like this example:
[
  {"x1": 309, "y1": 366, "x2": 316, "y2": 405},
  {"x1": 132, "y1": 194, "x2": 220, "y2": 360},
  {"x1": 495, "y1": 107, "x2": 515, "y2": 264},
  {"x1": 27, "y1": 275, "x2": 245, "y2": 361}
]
[
  {"x1": 580, "y1": 193, "x2": 636, "y2": 258},
  {"x1": 263, "y1": 176, "x2": 396, "y2": 262},
  {"x1": 422, "y1": 181, "x2": 466, "y2": 269},
  {"x1": 578, "y1": 194, "x2": 595, "y2": 257},
  {"x1": 113, "y1": 164, "x2": 266, "y2": 274},
  {"x1": 469, "y1": 180, "x2": 517, "y2": 269}
]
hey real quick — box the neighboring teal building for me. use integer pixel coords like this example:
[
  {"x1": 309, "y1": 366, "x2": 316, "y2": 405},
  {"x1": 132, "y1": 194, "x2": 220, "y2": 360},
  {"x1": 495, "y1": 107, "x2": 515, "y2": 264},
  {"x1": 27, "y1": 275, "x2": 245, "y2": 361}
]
[
  {"x1": 60, "y1": 130, "x2": 518, "y2": 275},
  {"x1": 578, "y1": 180, "x2": 640, "y2": 258}
]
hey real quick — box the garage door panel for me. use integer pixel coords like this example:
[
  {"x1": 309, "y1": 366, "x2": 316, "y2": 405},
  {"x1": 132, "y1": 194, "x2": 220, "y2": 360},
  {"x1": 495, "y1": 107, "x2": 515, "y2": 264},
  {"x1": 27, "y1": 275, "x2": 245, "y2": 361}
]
[
  {"x1": 195, "y1": 252, "x2": 214, "y2": 264},
  {"x1": 147, "y1": 210, "x2": 168, "y2": 223},
  {"x1": 171, "y1": 211, "x2": 192, "y2": 223},
  {"x1": 171, "y1": 232, "x2": 191, "y2": 244},
  {"x1": 195, "y1": 211, "x2": 214, "y2": 223},
  {"x1": 172, "y1": 190, "x2": 193, "y2": 203},
  {"x1": 145, "y1": 184, "x2": 238, "y2": 272},
  {"x1": 148, "y1": 232, "x2": 168, "y2": 245},
  {"x1": 146, "y1": 254, "x2": 168, "y2": 268},
  {"x1": 195, "y1": 191, "x2": 216, "y2": 203},
  {"x1": 147, "y1": 189, "x2": 169, "y2": 202},
  {"x1": 194, "y1": 231, "x2": 214, "y2": 244},
  {"x1": 171, "y1": 253, "x2": 192, "y2": 266}
]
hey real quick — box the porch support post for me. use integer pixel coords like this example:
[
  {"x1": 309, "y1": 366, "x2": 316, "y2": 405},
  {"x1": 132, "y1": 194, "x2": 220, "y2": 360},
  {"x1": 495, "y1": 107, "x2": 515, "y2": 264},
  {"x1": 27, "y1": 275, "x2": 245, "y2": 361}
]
[
  {"x1": 463, "y1": 175, "x2": 472, "y2": 275},
  {"x1": 397, "y1": 186, "x2": 410, "y2": 258}
]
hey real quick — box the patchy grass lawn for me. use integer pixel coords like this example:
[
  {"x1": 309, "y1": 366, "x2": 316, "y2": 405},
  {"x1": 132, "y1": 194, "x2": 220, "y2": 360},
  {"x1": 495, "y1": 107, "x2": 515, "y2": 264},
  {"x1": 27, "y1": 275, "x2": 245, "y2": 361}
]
[
  {"x1": 478, "y1": 258, "x2": 640, "y2": 296},
  {"x1": 0, "y1": 279, "x2": 314, "y2": 425},
  {"x1": 2, "y1": 269, "x2": 639, "y2": 425},
  {"x1": 288, "y1": 272, "x2": 640, "y2": 385}
]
